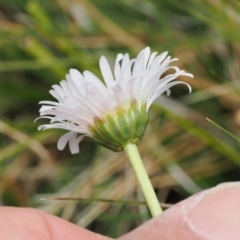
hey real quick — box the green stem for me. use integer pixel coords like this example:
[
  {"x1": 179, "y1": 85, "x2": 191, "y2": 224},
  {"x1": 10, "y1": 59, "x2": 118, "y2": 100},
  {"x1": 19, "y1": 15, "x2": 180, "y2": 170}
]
[{"x1": 124, "y1": 143, "x2": 162, "y2": 217}]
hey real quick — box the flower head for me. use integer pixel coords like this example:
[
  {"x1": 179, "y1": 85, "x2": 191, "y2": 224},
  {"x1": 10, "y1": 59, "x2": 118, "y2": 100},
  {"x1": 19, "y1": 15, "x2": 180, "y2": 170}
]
[{"x1": 38, "y1": 47, "x2": 193, "y2": 154}]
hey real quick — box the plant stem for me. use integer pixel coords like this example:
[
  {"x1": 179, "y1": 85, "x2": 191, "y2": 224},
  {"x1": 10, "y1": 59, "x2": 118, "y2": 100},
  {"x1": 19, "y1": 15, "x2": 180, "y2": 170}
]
[{"x1": 123, "y1": 143, "x2": 162, "y2": 217}]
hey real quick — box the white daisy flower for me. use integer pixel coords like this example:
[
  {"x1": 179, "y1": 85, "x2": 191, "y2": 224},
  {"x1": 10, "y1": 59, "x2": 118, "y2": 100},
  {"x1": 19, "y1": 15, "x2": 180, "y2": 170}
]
[{"x1": 37, "y1": 47, "x2": 193, "y2": 154}]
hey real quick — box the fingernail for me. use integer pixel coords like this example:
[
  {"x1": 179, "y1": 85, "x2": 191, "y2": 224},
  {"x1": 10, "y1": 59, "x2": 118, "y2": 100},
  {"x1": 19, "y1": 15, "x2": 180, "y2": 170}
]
[{"x1": 185, "y1": 182, "x2": 240, "y2": 239}]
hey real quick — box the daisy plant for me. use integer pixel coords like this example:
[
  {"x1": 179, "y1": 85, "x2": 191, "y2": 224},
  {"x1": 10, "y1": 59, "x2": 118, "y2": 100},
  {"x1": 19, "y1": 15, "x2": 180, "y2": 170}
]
[{"x1": 37, "y1": 47, "x2": 193, "y2": 217}]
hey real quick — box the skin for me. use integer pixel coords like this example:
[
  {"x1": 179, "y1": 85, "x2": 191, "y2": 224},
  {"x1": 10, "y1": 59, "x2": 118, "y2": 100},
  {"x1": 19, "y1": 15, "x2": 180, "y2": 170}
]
[{"x1": 1, "y1": 182, "x2": 240, "y2": 240}]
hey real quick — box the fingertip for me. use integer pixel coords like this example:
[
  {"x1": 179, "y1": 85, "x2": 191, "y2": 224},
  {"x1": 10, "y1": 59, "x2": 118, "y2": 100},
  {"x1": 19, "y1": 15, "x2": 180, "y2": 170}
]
[
  {"x1": 188, "y1": 183, "x2": 240, "y2": 240},
  {"x1": 119, "y1": 183, "x2": 240, "y2": 240}
]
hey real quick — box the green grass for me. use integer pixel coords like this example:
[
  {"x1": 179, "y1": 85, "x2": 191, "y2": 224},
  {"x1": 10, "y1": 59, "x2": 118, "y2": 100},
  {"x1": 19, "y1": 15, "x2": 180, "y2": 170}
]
[{"x1": 0, "y1": 0, "x2": 240, "y2": 238}]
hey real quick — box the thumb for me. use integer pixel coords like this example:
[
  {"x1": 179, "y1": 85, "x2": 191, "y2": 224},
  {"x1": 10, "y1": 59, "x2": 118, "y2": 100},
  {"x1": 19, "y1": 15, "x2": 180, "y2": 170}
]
[{"x1": 119, "y1": 182, "x2": 240, "y2": 240}]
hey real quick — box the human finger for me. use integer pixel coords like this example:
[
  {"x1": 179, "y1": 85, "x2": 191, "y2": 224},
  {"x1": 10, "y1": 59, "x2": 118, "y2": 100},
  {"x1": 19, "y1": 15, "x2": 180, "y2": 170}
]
[
  {"x1": 119, "y1": 182, "x2": 240, "y2": 240},
  {"x1": 0, "y1": 206, "x2": 112, "y2": 240}
]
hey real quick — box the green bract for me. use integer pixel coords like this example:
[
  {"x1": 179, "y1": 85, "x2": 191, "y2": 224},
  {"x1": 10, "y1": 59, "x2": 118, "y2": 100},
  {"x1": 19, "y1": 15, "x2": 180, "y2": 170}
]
[{"x1": 89, "y1": 101, "x2": 149, "y2": 151}]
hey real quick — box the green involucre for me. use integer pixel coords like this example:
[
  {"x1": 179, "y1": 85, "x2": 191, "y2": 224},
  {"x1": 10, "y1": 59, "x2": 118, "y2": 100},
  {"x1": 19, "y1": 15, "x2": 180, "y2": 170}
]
[{"x1": 88, "y1": 101, "x2": 149, "y2": 151}]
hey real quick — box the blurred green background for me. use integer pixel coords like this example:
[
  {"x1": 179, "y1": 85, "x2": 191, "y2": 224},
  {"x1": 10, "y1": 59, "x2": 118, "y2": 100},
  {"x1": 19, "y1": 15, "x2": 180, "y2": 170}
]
[{"x1": 1, "y1": 0, "x2": 240, "y2": 237}]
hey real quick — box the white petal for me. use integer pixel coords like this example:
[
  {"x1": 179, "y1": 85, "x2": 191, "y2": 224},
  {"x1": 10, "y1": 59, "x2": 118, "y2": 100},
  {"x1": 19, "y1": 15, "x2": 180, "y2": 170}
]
[
  {"x1": 69, "y1": 134, "x2": 85, "y2": 154},
  {"x1": 117, "y1": 59, "x2": 135, "y2": 88},
  {"x1": 114, "y1": 53, "x2": 123, "y2": 80},
  {"x1": 57, "y1": 132, "x2": 76, "y2": 151},
  {"x1": 142, "y1": 47, "x2": 151, "y2": 69},
  {"x1": 132, "y1": 51, "x2": 144, "y2": 76},
  {"x1": 147, "y1": 52, "x2": 158, "y2": 69},
  {"x1": 69, "y1": 69, "x2": 87, "y2": 96},
  {"x1": 121, "y1": 53, "x2": 130, "y2": 69},
  {"x1": 69, "y1": 68, "x2": 85, "y2": 84},
  {"x1": 83, "y1": 71, "x2": 108, "y2": 95},
  {"x1": 150, "y1": 53, "x2": 169, "y2": 73},
  {"x1": 99, "y1": 56, "x2": 114, "y2": 89},
  {"x1": 112, "y1": 84, "x2": 125, "y2": 105},
  {"x1": 147, "y1": 81, "x2": 192, "y2": 110}
]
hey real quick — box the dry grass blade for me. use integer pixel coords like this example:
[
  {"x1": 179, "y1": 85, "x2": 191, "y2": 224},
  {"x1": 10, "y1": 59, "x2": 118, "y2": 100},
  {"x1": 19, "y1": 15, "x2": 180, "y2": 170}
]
[
  {"x1": 0, "y1": 121, "x2": 55, "y2": 164},
  {"x1": 41, "y1": 197, "x2": 172, "y2": 208}
]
